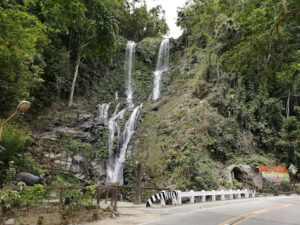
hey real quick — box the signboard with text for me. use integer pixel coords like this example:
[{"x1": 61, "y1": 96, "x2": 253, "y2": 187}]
[{"x1": 259, "y1": 166, "x2": 290, "y2": 183}]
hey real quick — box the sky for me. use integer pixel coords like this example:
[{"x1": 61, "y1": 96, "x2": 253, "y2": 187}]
[{"x1": 144, "y1": 0, "x2": 188, "y2": 39}]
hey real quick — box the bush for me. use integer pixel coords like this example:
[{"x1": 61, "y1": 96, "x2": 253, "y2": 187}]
[
  {"x1": 0, "y1": 122, "x2": 32, "y2": 185},
  {"x1": 0, "y1": 190, "x2": 22, "y2": 210},
  {"x1": 23, "y1": 184, "x2": 47, "y2": 206},
  {"x1": 85, "y1": 185, "x2": 96, "y2": 206}
]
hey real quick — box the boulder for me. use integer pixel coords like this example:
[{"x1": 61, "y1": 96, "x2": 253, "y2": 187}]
[
  {"x1": 226, "y1": 164, "x2": 264, "y2": 189},
  {"x1": 15, "y1": 172, "x2": 46, "y2": 186},
  {"x1": 4, "y1": 218, "x2": 14, "y2": 225}
]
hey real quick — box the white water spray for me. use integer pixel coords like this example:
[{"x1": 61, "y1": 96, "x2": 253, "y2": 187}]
[
  {"x1": 125, "y1": 41, "x2": 136, "y2": 108},
  {"x1": 105, "y1": 41, "x2": 144, "y2": 184},
  {"x1": 152, "y1": 39, "x2": 169, "y2": 100},
  {"x1": 106, "y1": 107, "x2": 126, "y2": 182},
  {"x1": 109, "y1": 104, "x2": 143, "y2": 184},
  {"x1": 97, "y1": 103, "x2": 110, "y2": 119}
]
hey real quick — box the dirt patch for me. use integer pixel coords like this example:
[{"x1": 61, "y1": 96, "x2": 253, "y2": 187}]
[{"x1": 1, "y1": 206, "x2": 109, "y2": 225}]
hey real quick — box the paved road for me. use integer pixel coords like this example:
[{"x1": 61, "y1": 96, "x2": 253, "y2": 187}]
[{"x1": 145, "y1": 195, "x2": 300, "y2": 225}]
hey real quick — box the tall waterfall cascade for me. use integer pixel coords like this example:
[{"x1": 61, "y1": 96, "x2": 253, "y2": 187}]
[
  {"x1": 106, "y1": 107, "x2": 126, "y2": 183},
  {"x1": 152, "y1": 39, "x2": 169, "y2": 100},
  {"x1": 108, "y1": 104, "x2": 143, "y2": 184},
  {"x1": 104, "y1": 41, "x2": 143, "y2": 185},
  {"x1": 101, "y1": 39, "x2": 169, "y2": 184},
  {"x1": 125, "y1": 41, "x2": 136, "y2": 109}
]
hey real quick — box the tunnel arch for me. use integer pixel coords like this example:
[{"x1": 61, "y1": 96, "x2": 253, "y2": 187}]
[{"x1": 231, "y1": 167, "x2": 244, "y2": 182}]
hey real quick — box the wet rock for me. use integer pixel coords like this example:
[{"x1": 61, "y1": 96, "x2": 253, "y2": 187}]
[
  {"x1": 15, "y1": 172, "x2": 46, "y2": 186},
  {"x1": 74, "y1": 132, "x2": 94, "y2": 143},
  {"x1": 4, "y1": 218, "x2": 14, "y2": 225},
  {"x1": 80, "y1": 120, "x2": 94, "y2": 131},
  {"x1": 73, "y1": 155, "x2": 83, "y2": 162},
  {"x1": 78, "y1": 113, "x2": 93, "y2": 121}
]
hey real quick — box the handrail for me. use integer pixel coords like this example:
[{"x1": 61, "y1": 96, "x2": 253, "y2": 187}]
[{"x1": 176, "y1": 189, "x2": 255, "y2": 204}]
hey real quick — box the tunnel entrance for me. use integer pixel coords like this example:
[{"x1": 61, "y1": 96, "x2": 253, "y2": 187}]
[{"x1": 232, "y1": 167, "x2": 243, "y2": 182}]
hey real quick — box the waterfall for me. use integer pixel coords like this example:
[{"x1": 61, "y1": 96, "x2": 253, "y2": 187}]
[
  {"x1": 105, "y1": 41, "x2": 143, "y2": 185},
  {"x1": 99, "y1": 39, "x2": 170, "y2": 184},
  {"x1": 97, "y1": 103, "x2": 110, "y2": 119},
  {"x1": 152, "y1": 39, "x2": 169, "y2": 100},
  {"x1": 125, "y1": 41, "x2": 136, "y2": 108},
  {"x1": 109, "y1": 104, "x2": 143, "y2": 184},
  {"x1": 106, "y1": 107, "x2": 126, "y2": 182}
]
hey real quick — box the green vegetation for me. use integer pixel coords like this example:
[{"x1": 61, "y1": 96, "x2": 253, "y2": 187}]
[
  {"x1": 0, "y1": 122, "x2": 33, "y2": 184},
  {"x1": 0, "y1": 0, "x2": 299, "y2": 202},
  {"x1": 0, "y1": 0, "x2": 168, "y2": 187},
  {"x1": 135, "y1": 0, "x2": 299, "y2": 189},
  {"x1": 0, "y1": 0, "x2": 168, "y2": 113},
  {"x1": 0, "y1": 183, "x2": 99, "y2": 212}
]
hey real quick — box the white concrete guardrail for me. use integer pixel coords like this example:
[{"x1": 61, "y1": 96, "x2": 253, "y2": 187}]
[
  {"x1": 177, "y1": 189, "x2": 255, "y2": 205},
  {"x1": 156, "y1": 189, "x2": 255, "y2": 207}
]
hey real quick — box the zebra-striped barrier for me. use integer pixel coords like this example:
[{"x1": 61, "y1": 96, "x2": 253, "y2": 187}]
[
  {"x1": 146, "y1": 189, "x2": 255, "y2": 207},
  {"x1": 146, "y1": 190, "x2": 178, "y2": 207}
]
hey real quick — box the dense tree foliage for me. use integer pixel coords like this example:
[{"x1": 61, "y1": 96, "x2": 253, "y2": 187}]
[
  {"x1": 0, "y1": 0, "x2": 168, "y2": 186},
  {"x1": 0, "y1": 0, "x2": 168, "y2": 112},
  {"x1": 177, "y1": 0, "x2": 299, "y2": 177},
  {"x1": 0, "y1": 2, "x2": 48, "y2": 111}
]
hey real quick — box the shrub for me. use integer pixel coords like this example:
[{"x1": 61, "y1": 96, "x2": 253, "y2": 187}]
[
  {"x1": 85, "y1": 185, "x2": 96, "y2": 206},
  {"x1": 23, "y1": 184, "x2": 47, "y2": 206},
  {"x1": 0, "y1": 190, "x2": 22, "y2": 210},
  {"x1": 0, "y1": 122, "x2": 32, "y2": 185}
]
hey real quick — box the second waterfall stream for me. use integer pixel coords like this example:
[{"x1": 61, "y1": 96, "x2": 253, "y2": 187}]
[
  {"x1": 152, "y1": 39, "x2": 170, "y2": 100},
  {"x1": 104, "y1": 39, "x2": 169, "y2": 184}
]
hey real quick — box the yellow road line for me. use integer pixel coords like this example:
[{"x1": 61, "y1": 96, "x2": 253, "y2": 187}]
[{"x1": 218, "y1": 201, "x2": 300, "y2": 225}]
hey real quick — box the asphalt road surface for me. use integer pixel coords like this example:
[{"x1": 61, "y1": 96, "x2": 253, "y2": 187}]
[{"x1": 145, "y1": 195, "x2": 300, "y2": 225}]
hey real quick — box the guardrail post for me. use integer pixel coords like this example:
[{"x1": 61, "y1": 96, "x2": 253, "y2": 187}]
[
  {"x1": 237, "y1": 189, "x2": 241, "y2": 199},
  {"x1": 190, "y1": 190, "x2": 194, "y2": 204},
  {"x1": 161, "y1": 191, "x2": 166, "y2": 207},
  {"x1": 221, "y1": 190, "x2": 225, "y2": 200},
  {"x1": 212, "y1": 190, "x2": 216, "y2": 201},
  {"x1": 177, "y1": 190, "x2": 182, "y2": 205},
  {"x1": 245, "y1": 189, "x2": 249, "y2": 198},
  {"x1": 229, "y1": 190, "x2": 233, "y2": 200},
  {"x1": 201, "y1": 190, "x2": 206, "y2": 202}
]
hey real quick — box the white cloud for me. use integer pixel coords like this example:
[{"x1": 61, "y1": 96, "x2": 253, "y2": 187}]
[
  {"x1": 145, "y1": 0, "x2": 187, "y2": 38},
  {"x1": 132, "y1": 0, "x2": 186, "y2": 38}
]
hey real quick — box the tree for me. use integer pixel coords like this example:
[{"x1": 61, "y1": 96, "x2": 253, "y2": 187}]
[
  {"x1": 0, "y1": 2, "x2": 47, "y2": 112},
  {"x1": 277, "y1": 116, "x2": 300, "y2": 178},
  {"x1": 41, "y1": 0, "x2": 118, "y2": 107},
  {"x1": 118, "y1": 2, "x2": 169, "y2": 42}
]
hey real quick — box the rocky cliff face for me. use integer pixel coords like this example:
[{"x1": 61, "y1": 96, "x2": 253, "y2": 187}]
[
  {"x1": 30, "y1": 37, "x2": 166, "y2": 184},
  {"x1": 132, "y1": 39, "x2": 277, "y2": 191},
  {"x1": 31, "y1": 37, "x2": 276, "y2": 190}
]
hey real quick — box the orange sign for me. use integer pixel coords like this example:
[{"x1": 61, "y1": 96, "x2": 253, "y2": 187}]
[
  {"x1": 259, "y1": 166, "x2": 290, "y2": 183},
  {"x1": 259, "y1": 166, "x2": 287, "y2": 173}
]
